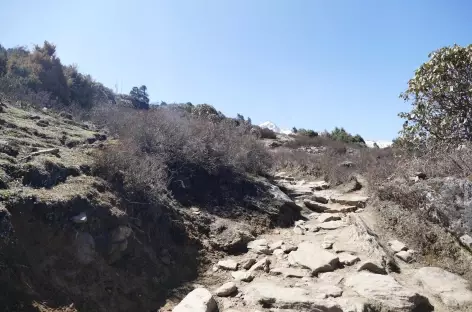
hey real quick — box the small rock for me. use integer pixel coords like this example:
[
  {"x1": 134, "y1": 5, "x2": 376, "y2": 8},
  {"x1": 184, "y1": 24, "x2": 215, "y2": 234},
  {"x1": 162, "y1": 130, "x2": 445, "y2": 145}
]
[
  {"x1": 190, "y1": 207, "x2": 201, "y2": 215},
  {"x1": 357, "y1": 260, "x2": 386, "y2": 275},
  {"x1": 273, "y1": 249, "x2": 284, "y2": 258},
  {"x1": 294, "y1": 220, "x2": 306, "y2": 227},
  {"x1": 36, "y1": 119, "x2": 49, "y2": 127},
  {"x1": 293, "y1": 226, "x2": 305, "y2": 235},
  {"x1": 321, "y1": 235, "x2": 335, "y2": 249},
  {"x1": 231, "y1": 271, "x2": 254, "y2": 282},
  {"x1": 172, "y1": 288, "x2": 217, "y2": 312},
  {"x1": 217, "y1": 259, "x2": 238, "y2": 271},
  {"x1": 281, "y1": 244, "x2": 297, "y2": 253},
  {"x1": 459, "y1": 234, "x2": 472, "y2": 250},
  {"x1": 269, "y1": 240, "x2": 284, "y2": 251},
  {"x1": 304, "y1": 224, "x2": 320, "y2": 232},
  {"x1": 388, "y1": 240, "x2": 407, "y2": 253},
  {"x1": 249, "y1": 257, "x2": 270, "y2": 273},
  {"x1": 71, "y1": 212, "x2": 87, "y2": 224},
  {"x1": 241, "y1": 258, "x2": 257, "y2": 270},
  {"x1": 338, "y1": 253, "x2": 360, "y2": 266},
  {"x1": 318, "y1": 213, "x2": 341, "y2": 223},
  {"x1": 395, "y1": 250, "x2": 415, "y2": 263},
  {"x1": 312, "y1": 195, "x2": 329, "y2": 204},
  {"x1": 215, "y1": 282, "x2": 238, "y2": 297}
]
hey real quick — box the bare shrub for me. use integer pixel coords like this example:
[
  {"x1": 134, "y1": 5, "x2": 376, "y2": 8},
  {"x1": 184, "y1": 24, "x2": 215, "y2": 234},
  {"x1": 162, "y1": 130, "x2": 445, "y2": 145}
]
[
  {"x1": 259, "y1": 127, "x2": 277, "y2": 139},
  {"x1": 93, "y1": 107, "x2": 272, "y2": 205}
]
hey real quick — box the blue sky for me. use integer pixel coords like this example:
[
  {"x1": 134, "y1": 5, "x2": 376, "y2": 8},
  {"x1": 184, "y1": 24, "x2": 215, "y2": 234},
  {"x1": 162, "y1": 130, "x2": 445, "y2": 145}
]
[{"x1": 1, "y1": 0, "x2": 471, "y2": 140}]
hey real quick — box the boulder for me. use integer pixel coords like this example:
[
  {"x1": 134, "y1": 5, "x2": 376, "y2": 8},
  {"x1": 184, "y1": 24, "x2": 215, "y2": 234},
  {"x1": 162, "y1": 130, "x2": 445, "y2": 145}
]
[
  {"x1": 345, "y1": 272, "x2": 430, "y2": 311},
  {"x1": 75, "y1": 232, "x2": 96, "y2": 265},
  {"x1": 249, "y1": 257, "x2": 270, "y2": 273},
  {"x1": 414, "y1": 267, "x2": 472, "y2": 308},
  {"x1": 288, "y1": 242, "x2": 339, "y2": 275},
  {"x1": 209, "y1": 219, "x2": 255, "y2": 253},
  {"x1": 215, "y1": 282, "x2": 238, "y2": 297},
  {"x1": 247, "y1": 239, "x2": 271, "y2": 254},
  {"x1": 459, "y1": 234, "x2": 472, "y2": 250},
  {"x1": 173, "y1": 288, "x2": 217, "y2": 312}
]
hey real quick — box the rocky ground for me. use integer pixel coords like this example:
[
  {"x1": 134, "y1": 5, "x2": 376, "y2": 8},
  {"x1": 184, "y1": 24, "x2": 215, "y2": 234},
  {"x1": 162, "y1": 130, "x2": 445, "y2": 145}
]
[{"x1": 165, "y1": 172, "x2": 472, "y2": 312}]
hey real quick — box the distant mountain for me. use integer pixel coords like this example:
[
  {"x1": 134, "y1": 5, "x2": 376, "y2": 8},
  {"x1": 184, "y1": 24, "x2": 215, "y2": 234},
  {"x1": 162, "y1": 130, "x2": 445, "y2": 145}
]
[
  {"x1": 259, "y1": 121, "x2": 292, "y2": 135},
  {"x1": 365, "y1": 140, "x2": 393, "y2": 148}
]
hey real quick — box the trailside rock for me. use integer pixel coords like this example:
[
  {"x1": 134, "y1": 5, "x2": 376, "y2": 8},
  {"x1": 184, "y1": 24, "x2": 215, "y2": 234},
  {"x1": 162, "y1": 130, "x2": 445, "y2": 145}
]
[
  {"x1": 288, "y1": 242, "x2": 339, "y2": 275},
  {"x1": 357, "y1": 260, "x2": 387, "y2": 275},
  {"x1": 414, "y1": 267, "x2": 472, "y2": 308},
  {"x1": 395, "y1": 250, "x2": 415, "y2": 263},
  {"x1": 338, "y1": 253, "x2": 360, "y2": 266},
  {"x1": 243, "y1": 281, "x2": 342, "y2": 310},
  {"x1": 345, "y1": 272, "x2": 430, "y2": 311},
  {"x1": 247, "y1": 239, "x2": 271, "y2": 254},
  {"x1": 388, "y1": 240, "x2": 407, "y2": 253},
  {"x1": 270, "y1": 267, "x2": 308, "y2": 278},
  {"x1": 241, "y1": 258, "x2": 257, "y2": 270},
  {"x1": 217, "y1": 259, "x2": 238, "y2": 271},
  {"x1": 459, "y1": 234, "x2": 472, "y2": 250},
  {"x1": 318, "y1": 220, "x2": 346, "y2": 230},
  {"x1": 318, "y1": 213, "x2": 341, "y2": 223},
  {"x1": 173, "y1": 288, "x2": 217, "y2": 312},
  {"x1": 231, "y1": 271, "x2": 254, "y2": 282},
  {"x1": 331, "y1": 194, "x2": 369, "y2": 208},
  {"x1": 215, "y1": 282, "x2": 238, "y2": 297},
  {"x1": 249, "y1": 257, "x2": 270, "y2": 273}
]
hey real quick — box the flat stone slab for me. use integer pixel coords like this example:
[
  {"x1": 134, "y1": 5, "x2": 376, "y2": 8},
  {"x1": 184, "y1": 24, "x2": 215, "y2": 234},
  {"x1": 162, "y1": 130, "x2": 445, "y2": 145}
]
[
  {"x1": 243, "y1": 281, "x2": 342, "y2": 310},
  {"x1": 270, "y1": 267, "x2": 308, "y2": 278},
  {"x1": 318, "y1": 213, "x2": 341, "y2": 223},
  {"x1": 395, "y1": 250, "x2": 415, "y2": 263},
  {"x1": 288, "y1": 242, "x2": 339, "y2": 275},
  {"x1": 345, "y1": 272, "x2": 430, "y2": 311},
  {"x1": 173, "y1": 288, "x2": 217, "y2": 312},
  {"x1": 231, "y1": 271, "x2": 254, "y2": 282},
  {"x1": 414, "y1": 267, "x2": 472, "y2": 308},
  {"x1": 331, "y1": 194, "x2": 369, "y2": 208},
  {"x1": 318, "y1": 220, "x2": 346, "y2": 230},
  {"x1": 304, "y1": 201, "x2": 357, "y2": 213}
]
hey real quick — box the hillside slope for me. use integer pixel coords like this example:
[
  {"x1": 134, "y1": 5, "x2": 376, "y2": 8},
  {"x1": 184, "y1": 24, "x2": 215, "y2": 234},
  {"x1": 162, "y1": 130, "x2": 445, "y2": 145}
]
[{"x1": 0, "y1": 99, "x2": 302, "y2": 312}]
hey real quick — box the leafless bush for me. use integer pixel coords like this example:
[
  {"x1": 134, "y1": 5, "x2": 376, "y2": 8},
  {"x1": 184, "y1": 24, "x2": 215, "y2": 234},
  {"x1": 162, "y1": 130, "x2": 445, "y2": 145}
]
[{"x1": 94, "y1": 107, "x2": 271, "y2": 204}]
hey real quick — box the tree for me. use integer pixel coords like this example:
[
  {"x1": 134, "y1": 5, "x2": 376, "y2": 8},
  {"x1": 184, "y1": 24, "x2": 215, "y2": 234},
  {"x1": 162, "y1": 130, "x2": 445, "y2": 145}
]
[
  {"x1": 247, "y1": 117, "x2": 252, "y2": 125},
  {"x1": 236, "y1": 113, "x2": 245, "y2": 121},
  {"x1": 399, "y1": 44, "x2": 472, "y2": 146},
  {"x1": 130, "y1": 85, "x2": 149, "y2": 109},
  {"x1": 292, "y1": 127, "x2": 298, "y2": 133}
]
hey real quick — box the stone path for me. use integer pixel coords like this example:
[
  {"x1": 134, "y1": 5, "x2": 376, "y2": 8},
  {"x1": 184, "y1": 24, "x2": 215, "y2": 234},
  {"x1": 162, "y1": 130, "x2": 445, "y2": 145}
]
[{"x1": 170, "y1": 172, "x2": 472, "y2": 312}]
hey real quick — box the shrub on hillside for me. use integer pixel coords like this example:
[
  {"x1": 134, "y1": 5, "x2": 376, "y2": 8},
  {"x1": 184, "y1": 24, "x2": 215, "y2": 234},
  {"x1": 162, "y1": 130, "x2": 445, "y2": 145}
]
[
  {"x1": 297, "y1": 128, "x2": 318, "y2": 137},
  {"x1": 330, "y1": 127, "x2": 365, "y2": 144},
  {"x1": 94, "y1": 107, "x2": 271, "y2": 204},
  {"x1": 259, "y1": 127, "x2": 277, "y2": 139}
]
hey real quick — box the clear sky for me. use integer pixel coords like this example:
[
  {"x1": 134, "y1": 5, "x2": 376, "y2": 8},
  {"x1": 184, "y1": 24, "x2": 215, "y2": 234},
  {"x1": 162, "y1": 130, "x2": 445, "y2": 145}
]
[{"x1": 1, "y1": 0, "x2": 471, "y2": 140}]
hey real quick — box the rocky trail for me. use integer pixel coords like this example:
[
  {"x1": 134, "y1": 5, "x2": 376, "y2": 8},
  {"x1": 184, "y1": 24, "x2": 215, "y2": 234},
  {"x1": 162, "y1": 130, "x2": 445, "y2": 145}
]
[{"x1": 166, "y1": 173, "x2": 472, "y2": 312}]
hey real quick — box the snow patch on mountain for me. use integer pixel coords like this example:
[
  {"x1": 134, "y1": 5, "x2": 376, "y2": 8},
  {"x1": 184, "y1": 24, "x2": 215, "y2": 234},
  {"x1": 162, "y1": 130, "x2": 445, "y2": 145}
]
[
  {"x1": 365, "y1": 140, "x2": 393, "y2": 148},
  {"x1": 259, "y1": 121, "x2": 292, "y2": 135}
]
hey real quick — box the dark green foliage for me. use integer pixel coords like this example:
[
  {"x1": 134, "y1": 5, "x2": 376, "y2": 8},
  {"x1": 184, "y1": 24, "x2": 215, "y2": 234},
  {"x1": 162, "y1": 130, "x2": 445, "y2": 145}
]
[
  {"x1": 236, "y1": 113, "x2": 245, "y2": 121},
  {"x1": 297, "y1": 128, "x2": 318, "y2": 137},
  {"x1": 330, "y1": 127, "x2": 365, "y2": 144},
  {"x1": 292, "y1": 127, "x2": 298, "y2": 133},
  {"x1": 129, "y1": 85, "x2": 150, "y2": 109}
]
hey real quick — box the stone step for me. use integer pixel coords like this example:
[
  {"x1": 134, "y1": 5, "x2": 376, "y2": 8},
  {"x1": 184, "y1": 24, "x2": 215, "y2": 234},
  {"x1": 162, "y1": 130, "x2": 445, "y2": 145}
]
[{"x1": 304, "y1": 200, "x2": 357, "y2": 213}]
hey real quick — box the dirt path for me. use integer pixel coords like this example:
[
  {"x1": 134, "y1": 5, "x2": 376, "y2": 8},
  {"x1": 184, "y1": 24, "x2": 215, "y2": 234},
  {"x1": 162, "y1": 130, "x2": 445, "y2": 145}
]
[{"x1": 166, "y1": 173, "x2": 472, "y2": 312}]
